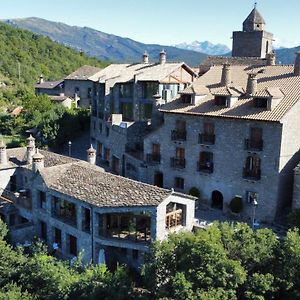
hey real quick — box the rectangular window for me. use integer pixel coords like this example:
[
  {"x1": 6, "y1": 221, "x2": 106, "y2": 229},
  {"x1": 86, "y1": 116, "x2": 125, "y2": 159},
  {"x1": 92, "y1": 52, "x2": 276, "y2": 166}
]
[
  {"x1": 99, "y1": 122, "x2": 103, "y2": 133},
  {"x1": 174, "y1": 177, "x2": 184, "y2": 190},
  {"x1": 176, "y1": 147, "x2": 185, "y2": 159},
  {"x1": 120, "y1": 102, "x2": 133, "y2": 121},
  {"x1": 97, "y1": 143, "x2": 103, "y2": 158},
  {"x1": 198, "y1": 151, "x2": 214, "y2": 173},
  {"x1": 52, "y1": 197, "x2": 77, "y2": 226},
  {"x1": 54, "y1": 227, "x2": 62, "y2": 248},
  {"x1": 112, "y1": 156, "x2": 120, "y2": 174},
  {"x1": 215, "y1": 96, "x2": 227, "y2": 106},
  {"x1": 82, "y1": 207, "x2": 91, "y2": 233},
  {"x1": 254, "y1": 98, "x2": 268, "y2": 108},
  {"x1": 143, "y1": 82, "x2": 158, "y2": 99},
  {"x1": 246, "y1": 191, "x2": 258, "y2": 204},
  {"x1": 119, "y1": 83, "x2": 133, "y2": 98},
  {"x1": 39, "y1": 191, "x2": 46, "y2": 209},
  {"x1": 104, "y1": 148, "x2": 110, "y2": 164},
  {"x1": 140, "y1": 103, "x2": 153, "y2": 120},
  {"x1": 87, "y1": 87, "x2": 92, "y2": 98},
  {"x1": 40, "y1": 221, "x2": 47, "y2": 241},
  {"x1": 68, "y1": 234, "x2": 77, "y2": 256}
]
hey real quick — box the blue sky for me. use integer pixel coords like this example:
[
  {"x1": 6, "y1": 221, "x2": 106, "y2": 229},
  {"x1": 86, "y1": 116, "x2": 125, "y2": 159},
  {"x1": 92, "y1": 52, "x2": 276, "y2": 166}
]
[{"x1": 0, "y1": 0, "x2": 299, "y2": 48}]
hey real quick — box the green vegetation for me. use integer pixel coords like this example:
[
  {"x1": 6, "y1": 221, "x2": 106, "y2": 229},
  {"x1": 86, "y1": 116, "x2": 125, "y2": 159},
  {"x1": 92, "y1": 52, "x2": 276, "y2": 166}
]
[
  {"x1": 0, "y1": 22, "x2": 107, "y2": 147},
  {"x1": 143, "y1": 222, "x2": 300, "y2": 299},
  {"x1": 3, "y1": 218, "x2": 300, "y2": 299},
  {"x1": 0, "y1": 22, "x2": 106, "y2": 84},
  {"x1": 0, "y1": 219, "x2": 139, "y2": 300},
  {"x1": 188, "y1": 187, "x2": 201, "y2": 198}
]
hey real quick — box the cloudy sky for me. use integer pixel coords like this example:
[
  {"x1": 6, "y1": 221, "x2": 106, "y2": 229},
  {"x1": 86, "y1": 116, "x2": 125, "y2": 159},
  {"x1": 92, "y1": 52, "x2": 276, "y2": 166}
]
[{"x1": 1, "y1": 0, "x2": 299, "y2": 48}]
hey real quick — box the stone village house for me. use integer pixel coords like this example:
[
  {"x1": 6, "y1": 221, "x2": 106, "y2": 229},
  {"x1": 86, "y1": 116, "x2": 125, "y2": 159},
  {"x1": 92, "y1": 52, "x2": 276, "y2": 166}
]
[{"x1": 0, "y1": 137, "x2": 195, "y2": 270}]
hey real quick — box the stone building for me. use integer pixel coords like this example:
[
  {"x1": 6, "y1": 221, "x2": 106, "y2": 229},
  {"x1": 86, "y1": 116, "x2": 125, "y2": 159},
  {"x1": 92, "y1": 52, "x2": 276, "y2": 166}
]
[
  {"x1": 232, "y1": 6, "x2": 273, "y2": 58},
  {"x1": 89, "y1": 51, "x2": 197, "y2": 175},
  {"x1": 35, "y1": 66, "x2": 103, "y2": 108},
  {"x1": 0, "y1": 137, "x2": 195, "y2": 270},
  {"x1": 138, "y1": 57, "x2": 300, "y2": 223}
]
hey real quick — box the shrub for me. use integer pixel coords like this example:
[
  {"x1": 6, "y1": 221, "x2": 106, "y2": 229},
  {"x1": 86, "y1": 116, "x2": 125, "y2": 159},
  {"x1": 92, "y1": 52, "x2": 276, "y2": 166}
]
[
  {"x1": 189, "y1": 187, "x2": 200, "y2": 198},
  {"x1": 229, "y1": 197, "x2": 243, "y2": 214}
]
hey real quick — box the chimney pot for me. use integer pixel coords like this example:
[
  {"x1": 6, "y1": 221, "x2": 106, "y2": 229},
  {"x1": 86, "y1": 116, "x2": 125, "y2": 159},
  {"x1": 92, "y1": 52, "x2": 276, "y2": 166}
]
[
  {"x1": 32, "y1": 149, "x2": 44, "y2": 172},
  {"x1": 246, "y1": 73, "x2": 258, "y2": 95},
  {"x1": 143, "y1": 51, "x2": 149, "y2": 64},
  {"x1": 221, "y1": 64, "x2": 231, "y2": 86},
  {"x1": 87, "y1": 145, "x2": 96, "y2": 165},
  {"x1": 159, "y1": 49, "x2": 166, "y2": 64},
  {"x1": 39, "y1": 75, "x2": 44, "y2": 84},
  {"x1": 266, "y1": 52, "x2": 276, "y2": 66}
]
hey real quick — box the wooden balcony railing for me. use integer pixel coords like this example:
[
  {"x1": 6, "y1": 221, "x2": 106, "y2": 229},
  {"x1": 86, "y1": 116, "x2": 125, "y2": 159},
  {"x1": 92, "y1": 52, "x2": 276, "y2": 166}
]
[
  {"x1": 199, "y1": 134, "x2": 215, "y2": 145},
  {"x1": 243, "y1": 168, "x2": 261, "y2": 180},
  {"x1": 197, "y1": 162, "x2": 214, "y2": 173},
  {"x1": 146, "y1": 153, "x2": 161, "y2": 164},
  {"x1": 170, "y1": 157, "x2": 186, "y2": 169}
]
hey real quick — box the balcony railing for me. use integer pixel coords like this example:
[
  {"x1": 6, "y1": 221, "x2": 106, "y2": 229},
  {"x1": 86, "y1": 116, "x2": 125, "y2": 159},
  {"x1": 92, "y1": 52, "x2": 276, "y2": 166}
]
[
  {"x1": 245, "y1": 139, "x2": 263, "y2": 151},
  {"x1": 197, "y1": 162, "x2": 214, "y2": 173},
  {"x1": 199, "y1": 134, "x2": 215, "y2": 145},
  {"x1": 243, "y1": 168, "x2": 261, "y2": 180},
  {"x1": 171, "y1": 130, "x2": 186, "y2": 141},
  {"x1": 146, "y1": 153, "x2": 161, "y2": 164},
  {"x1": 170, "y1": 157, "x2": 186, "y2": 169}
]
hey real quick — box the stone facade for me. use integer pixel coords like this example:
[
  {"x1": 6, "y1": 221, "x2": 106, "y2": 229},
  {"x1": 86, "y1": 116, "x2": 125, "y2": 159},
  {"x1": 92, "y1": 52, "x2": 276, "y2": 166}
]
[
  {"x1": 232, "y1": 7, "x2": 273, "y2": 58},
  {"x1": 0, "y1": 142, "x2": 195, "y2": 270}
]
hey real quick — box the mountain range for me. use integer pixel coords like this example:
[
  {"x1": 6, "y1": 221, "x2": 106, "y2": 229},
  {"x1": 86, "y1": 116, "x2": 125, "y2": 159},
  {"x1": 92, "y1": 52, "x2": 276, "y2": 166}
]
[
  {"x1": 3, "y1": 17, "x2": 207, "y2": 66},
  {"x1": 2, "y1": 17, "x2": 300, "y2": 66},
  {"x1": 174, "y1": 41, "x2": 230, "y2": 56}
]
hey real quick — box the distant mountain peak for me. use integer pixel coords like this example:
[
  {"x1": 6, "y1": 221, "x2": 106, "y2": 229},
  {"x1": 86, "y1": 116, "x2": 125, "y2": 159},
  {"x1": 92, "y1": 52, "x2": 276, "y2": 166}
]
[
  {"x1": 3, "y1": 17, "x2": 208, "y2": 66},
  {"x1": 174, "y1": 40, "x2": 231, "y2": 56}
]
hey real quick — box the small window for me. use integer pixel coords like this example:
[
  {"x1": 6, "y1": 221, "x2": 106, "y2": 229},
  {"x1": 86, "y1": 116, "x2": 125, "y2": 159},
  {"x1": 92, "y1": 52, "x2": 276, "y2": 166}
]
[
  {"x1": 75, "y1": 87, "x2": 80, "y2": 95},
  {"x1": 99, "y1": 122, "x2": 103, "y2": 133},
  {"x1": 174, "y1": 177, "x2": 184, "y2": 190},
  {"x1": 215, "y1": 96, "x2": 227, "y2": 106},
  {"x1": 68, "y1": 234, "x2": 77, "y2": 256},
  {"x1": 40, "y1": 221, "x2": 47, "y2": 241},
  {"x1": 54, "y1": 227, "x2": 62, "y2": 248},
  {"x1": 254, "y1": 98, "x2": 268, "y2": 108},
  {"x1": 87, "y1": 87, "x2": 92, "y2": 98},
  {"x1": 181, "y1": 94, "x2": 192, "y2": 104},
  {"x1": 39, "y1": 191, "x2": 46, "y2": 209},
  {"x1": 106, "y1": 126, "x2": 109, "y2": 137},
  {"x1": 246, "y1": 191, "x2": 258, "y2": 204}
]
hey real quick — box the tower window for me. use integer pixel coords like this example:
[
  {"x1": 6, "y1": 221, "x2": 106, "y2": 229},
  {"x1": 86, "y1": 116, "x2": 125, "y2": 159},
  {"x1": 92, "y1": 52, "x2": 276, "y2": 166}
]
[{"x1": 254, "y1": 98, "x2": 268, "y2": 108}]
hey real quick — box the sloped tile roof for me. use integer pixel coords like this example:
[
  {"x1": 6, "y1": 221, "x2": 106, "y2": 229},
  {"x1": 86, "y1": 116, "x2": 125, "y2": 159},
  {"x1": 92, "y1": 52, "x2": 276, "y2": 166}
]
[
  {"x1": 160, "y1": 65, "x2": 300, "y2": 122},
  {"x1": 34, "y1": 80, "x2": 63, "y2": 89},
  {"x1": 89, "y1": 62, "x2": 196, "y2": 84},
  {"x1": 65, "y1": 65, "x2": 102, "y2": 80},
  {"x1": 40, "y1": 161, "x2": 172, "y2": 208}
]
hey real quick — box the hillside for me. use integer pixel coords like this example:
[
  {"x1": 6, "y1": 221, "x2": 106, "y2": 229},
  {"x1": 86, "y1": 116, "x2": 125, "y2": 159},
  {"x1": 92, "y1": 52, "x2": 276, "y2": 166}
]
[
  {"x1": 0, "y1": 21, "x2": 106, "y2": 85},
  {"x1": 275, "y1": 46, "x2": 300, "y2": 64},
  {"x1": 4, "y1": 17, "x2": 207, "y2": 66}
]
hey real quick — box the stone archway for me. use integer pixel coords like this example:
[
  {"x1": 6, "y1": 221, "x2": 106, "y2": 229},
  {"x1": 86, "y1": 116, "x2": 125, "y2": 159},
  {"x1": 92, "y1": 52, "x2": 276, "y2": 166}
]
[{"x1": 211, "y1": 190, "x2": 223, "y2": 210}]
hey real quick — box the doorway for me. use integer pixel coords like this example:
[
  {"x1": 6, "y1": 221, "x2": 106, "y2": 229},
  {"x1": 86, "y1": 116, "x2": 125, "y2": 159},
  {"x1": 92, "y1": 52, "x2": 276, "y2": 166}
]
[{"x1": 211, "y1": 190, "x2": 223, "y2": 210}]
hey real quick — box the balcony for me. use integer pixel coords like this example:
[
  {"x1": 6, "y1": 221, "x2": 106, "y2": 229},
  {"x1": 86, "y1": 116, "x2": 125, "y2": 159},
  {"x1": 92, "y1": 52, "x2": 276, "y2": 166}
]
[
  {"x1": 245, "y1": 139, "x2": 263, "y2": 151},
  {"x1": 199, "y1": 134, "x2": 215, "y2": 145},
  {"x1": 171, "y1": 130, "x2": 186, "y2": 141},
  {"x1": 146, "y1": 153, "x2": 161, "y2": 165},
  {"x1": 170, "y1": 157, "x2": 186, "y2": 169},
  {"x1": 197, "y1": 162, "x2": 214, "y2": 173},
  {"x1": 243, "y1": 168, "x2": 261, "y2": 180}
]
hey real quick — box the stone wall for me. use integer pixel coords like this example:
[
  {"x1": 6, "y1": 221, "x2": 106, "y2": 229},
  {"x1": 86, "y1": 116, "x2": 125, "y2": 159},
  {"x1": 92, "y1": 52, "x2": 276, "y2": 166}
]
[{"x1": 143, "y1": 113, "x2": 283, "y2": 222}]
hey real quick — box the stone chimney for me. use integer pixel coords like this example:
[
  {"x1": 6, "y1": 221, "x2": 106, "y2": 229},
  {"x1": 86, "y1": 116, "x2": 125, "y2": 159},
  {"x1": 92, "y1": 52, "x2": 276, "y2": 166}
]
[
  {"x1": 32, "y1": 149, "x2": 44, "y2": 173},
  {"x1": 143, "y1": 51, "x2": 149, "y2": 64},
  {"x1": 39, "y1": 75, "x2": 44, "y2": 84},
  {"x1": 0, "y1": 140, "x2": 7, "y2": 165},
  {"x1": 294, "y1": 52, "x2": 300, "y2": 76},
  {"x1": 221, "y1": 64, "x2": 231, "y2": 86},
  {"x1": 151, "y1": 94, "x2": 164, "y2": 129},
  {"x1": 266, "y1": 52, "x2": 276, "y2": 66},
  {"x1": 159, "y1": 49, "x2": 166, "y2": 64},
  {"x1": 246, "y1": 73, "x2": 258, "y2": 95},
  {"x1": 87, "y1": 145, "x2": 96, "y2": 165},
  {"x1": 26, "y1": 134, "x2": 35, "y2": 164}
]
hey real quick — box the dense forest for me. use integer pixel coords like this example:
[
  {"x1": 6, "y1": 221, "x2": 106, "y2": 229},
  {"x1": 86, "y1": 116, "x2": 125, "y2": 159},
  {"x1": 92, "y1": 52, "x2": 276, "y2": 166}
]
[
  {"x1": 0, "y1": 22, "x2": 107, "y2": 147},
  {"x1": 2, "y1": 219, "x2": 300, "y2": 299}
]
